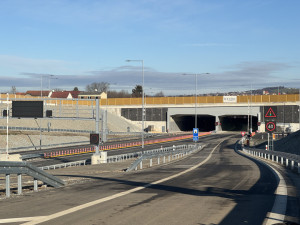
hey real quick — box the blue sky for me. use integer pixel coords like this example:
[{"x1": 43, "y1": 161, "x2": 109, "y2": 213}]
[{"x1": 0, "y1": 0, "x2": 299, "y2": 95}]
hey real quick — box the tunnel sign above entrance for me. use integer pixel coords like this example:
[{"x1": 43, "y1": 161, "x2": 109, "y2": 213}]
[{"x1": 193, "y1": 128, "x2": 199, "y2": 142}]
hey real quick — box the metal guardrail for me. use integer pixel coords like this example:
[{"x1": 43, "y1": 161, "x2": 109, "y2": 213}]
[
  {"x1": 0, "y1": 161, "x2": 65, "y2": 198},
  {"x1": 39, "y1": 160, "x2": 87, "y2": 170},
  {"x1": 242, "y1": 146, "x2": 300, "y2": 173},
  {"x1": 0, "y1": 125, "x2": 93, "y2": 133},
  {"x1": 126, "y1": 144, "x2": 202, "y2": 172}
]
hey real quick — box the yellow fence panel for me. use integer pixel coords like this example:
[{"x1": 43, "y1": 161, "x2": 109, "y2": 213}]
[
  {"x1": 214, "y1": 96, "x2": 223, "y2": 103},
  {"x1": 152, "y1": 97, "x2": 162, "y2": 104},
  {"x1": 175, "y1": 97, "x2": 184, "y2": 104},
  {"x1": 205, "y1": 96, "x2": 215, "y2": 103}
]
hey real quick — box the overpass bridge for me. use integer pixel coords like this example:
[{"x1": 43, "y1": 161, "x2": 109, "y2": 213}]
[
  {"x1": 116, "y1": 94, "x2": 300, "y2": 133},
  {"x1": 1, "y1": 94, "x2": 299, "y2": 134}
]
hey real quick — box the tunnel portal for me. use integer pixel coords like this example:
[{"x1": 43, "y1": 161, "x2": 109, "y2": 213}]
[
  {"x1": 171, "y1": 114, "x2": 258, "y2": 132},
  {"x1": 171, "y1": 115, "x2": 215, "y2": 132},
  {"x1": 220, "y1": 115, "x2": 258, "y2": 132}
]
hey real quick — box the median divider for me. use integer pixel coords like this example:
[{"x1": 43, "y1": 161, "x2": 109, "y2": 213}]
[
  {"x1": 126, "y1": 144, "x2": 203, "y2": 172},
  {"x1": 44, "y1": 132, "x2": 211, "y2": 159}
]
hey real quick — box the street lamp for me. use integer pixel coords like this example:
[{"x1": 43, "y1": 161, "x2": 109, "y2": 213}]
[
  {"x1": 49, "y1": 75, "x2": 58, "y2": 91},
  {"x1": 183, "y1": 73, "x2": 209, "y2": 130},
  {"x1": 126, "y1": 59, "x2": 145, "y2": 149}
]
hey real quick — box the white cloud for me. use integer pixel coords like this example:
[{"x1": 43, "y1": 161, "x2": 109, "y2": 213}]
[
  {"x1": 0, "y1": 55, "x2": 74, "y2": 74},
  {"x1": 0, "y1": 60, "x2": 298, "y2": 95}
]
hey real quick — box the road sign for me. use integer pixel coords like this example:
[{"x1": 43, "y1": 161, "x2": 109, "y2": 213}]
[
  {"x1": 193, "y1": 128, "x2": 199, "y2": 142},
  {"x1": 241, "y1": 131, "x2": 246, "y2": 136},
  {"x1": 264, "y1": 106, "x2": 277, "y2": 119},
  {"x1": 265, "y1": 121, "x2": 276, "y2": 133},
  {"x1": 90, "y1": 133, "x2": 100, "y2": 145}
]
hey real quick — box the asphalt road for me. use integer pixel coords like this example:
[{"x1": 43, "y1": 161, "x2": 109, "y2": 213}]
[{"x1": 0, "y1": 134, "x2": 298, "y2": 225}]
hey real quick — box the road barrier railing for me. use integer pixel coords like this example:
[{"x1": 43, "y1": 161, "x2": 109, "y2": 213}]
[
  {"x1": 39, "y1": 160, "x2": 87, "y2": 170},
  {"x1": 242, "y1": 146, "x2": 300, "y2": 173},
  {"x1": 0, "y1": 161, "x2": 65, "y2": 198},
  {"x1": 126, "y1": 144, "x2": 203, "y2": 172},
  {"x1": 43, "y1": 132, "x2": 211, "y2": 159}
]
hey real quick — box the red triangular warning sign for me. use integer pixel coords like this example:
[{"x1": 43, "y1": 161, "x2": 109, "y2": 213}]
[{"x1": 265, "y1": 107, "x2": 276, "y2": 118}]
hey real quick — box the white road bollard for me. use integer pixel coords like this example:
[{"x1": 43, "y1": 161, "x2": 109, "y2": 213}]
[
  {"x1": 286, "y1": 158, "x2": 289, "y2": 167},
  {"x1": 291, "y1": 160, "x2": 295, "y2": 170},
  {"x1": 298, "y1": 162, "x2": 300, "y2": 174},
  {"x1": 276, "y1": 156, "x2": 279, "y2": 163},
  {"x1": 140, "y1": 161, "x2": 143, "y2": 170},
  {"x1": 281, "y1": 157, "x2": 284, "y2": 165}
]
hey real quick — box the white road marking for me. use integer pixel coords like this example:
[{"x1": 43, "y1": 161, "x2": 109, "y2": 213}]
[
  {"x1": 0, "y1": 140, "x2": 224, "y2": 225},
  {"x1": 262, "y1": 164, "x2": 287, "y2": 225},
  {"x1": 238, "y1": 148, "x2": 287, "y2": 225}
]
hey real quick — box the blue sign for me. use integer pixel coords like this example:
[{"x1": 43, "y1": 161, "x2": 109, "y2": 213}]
[{"x1": 193, "y1": 128, "x2": 199, "y2": 141}]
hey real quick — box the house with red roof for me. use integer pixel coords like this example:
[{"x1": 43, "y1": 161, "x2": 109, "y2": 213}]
[
  {"x1": 49, "y1": 91, "x2": 80, "y2": 99},
  {"x1": 26, "y1": 90, "x2": 51, "y2": 97}
]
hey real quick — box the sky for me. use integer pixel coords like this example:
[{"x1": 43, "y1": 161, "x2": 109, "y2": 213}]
[{"x1": 0, "y1": 0, "x2": 299, "y2": 95}]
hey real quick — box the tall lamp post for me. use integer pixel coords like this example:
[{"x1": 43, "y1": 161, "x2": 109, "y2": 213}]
[
  {"x1": 183, "y1": 73, "x2": 209, "y2": 130},
  {"x1": 48, "y1": 75, "x2": 58, "y2": 91},
  {"x1": 126, "y1": 59, "x2": 145, "y2": 149}
]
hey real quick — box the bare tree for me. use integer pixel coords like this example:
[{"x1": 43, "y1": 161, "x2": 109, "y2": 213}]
[
  {"x1": 108, "y1": 90, "x2": 131, "y2": 98},
  {"x1": 154, "y1": 91, "x2": 164, "y2": 97},
  {"x1": 10, "y1": 86, "x2": 17, "y2": 94},
  {"x1": 86, "y1": 82, "x2": 110, "y2": 93}
]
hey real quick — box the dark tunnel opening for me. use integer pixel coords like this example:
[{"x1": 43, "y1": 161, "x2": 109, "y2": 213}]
[
  {"x1": 171, "y1": 114, "x2": 258, "y2": 132},
  {"x1": 220, "y1": 115, "x2": 258, "y2": 131},
  {"x1": 171, "y1": 115, "x2": 215, "y2": 131}
]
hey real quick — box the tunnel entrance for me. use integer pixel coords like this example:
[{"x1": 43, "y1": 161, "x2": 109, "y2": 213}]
[
  {"x1": 171, "y1": 115, "x2": 215, "y2": 131},
  {"x1": 219, "y1": 115, "x2": 258, "y2": 131}
]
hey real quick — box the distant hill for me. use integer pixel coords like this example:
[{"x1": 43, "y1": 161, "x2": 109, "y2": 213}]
[{"x1": 199, "y1": 86, "x2": 299, "y2": 97}]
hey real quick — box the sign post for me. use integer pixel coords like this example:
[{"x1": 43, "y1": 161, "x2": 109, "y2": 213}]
[
  {"x1": 193, "y1": 128, "x2": 199, "y2": 142},
  {"x1": 264, "y1": 106, "x2": 277, "y2": 151}
]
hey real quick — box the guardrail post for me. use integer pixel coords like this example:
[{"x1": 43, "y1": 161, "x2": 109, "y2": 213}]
[
  {"x1": 34, "y1": 179, "x2": 38, "y2": 191},
  {"x1": 139, "y1": 161, "x2": 143, "y2": 170},
  {"x1": 18, "y1": 174, "x2": 22, "y2": 195},
  {"x1": 6, "y1": 174, "x2": 10, "y2": 198}
]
